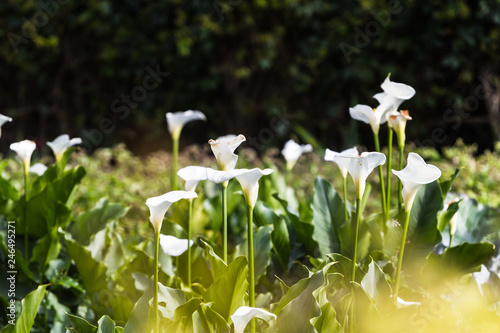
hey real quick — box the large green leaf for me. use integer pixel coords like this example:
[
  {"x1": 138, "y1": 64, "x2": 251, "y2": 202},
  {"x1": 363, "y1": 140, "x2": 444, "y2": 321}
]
[
  {"x1": 196, "y1": 302, "x2": 231, "y2": 333},
  {"x1": 271, "y1": 214, "x2": 291, "y2": 271},
  {"x1": 66, "y1": 313, "x2": 97, "y2": 333},
  {"x1": 235, "y1": 225, "x2": 273, "y2": 283},
  {"x1": 274, "y1": 267, "x2": 325, "y2": 333},
  {"x1": 64, "y1": 235, "x2": 108, "y2": 294},
  {"x1": 70, "y1": 197, "x2": 128, "y2": 246},
  {"x1": 360, "y1": 259, "x2": 393, "y2": 313},
  {"x1": 123, "y1": 279, "x2": 155, "y2": 333},
  {"x1": 201, "y1": 239, "x2": 227, "y2": 282},
  {"x1": 405, "y1": 181, "x2": 443, "y2": 261},
  {"x1": 2, "y1": 284, "x2": 49, "y2": 333},
  {"x1": 311, "y1": 303, "x2": 342, "y2": 333},
  {"x1": 157, "y1": 283, "x2": 186, "y2": 321},
  {"x1": 425, "y1": 242, "x2": 495, "y2": 278},
  {"x1": 311, "y1": 176, "x2": 345, "y2": 255},
  {"x1": 203, "y1": 256, "x2": 248, "y2": 321}
]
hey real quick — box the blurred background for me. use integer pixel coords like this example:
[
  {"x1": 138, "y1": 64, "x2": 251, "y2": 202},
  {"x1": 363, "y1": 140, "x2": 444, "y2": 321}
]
[{"x1": 1, "y1": 0, "x2": 500, "y2": 155}]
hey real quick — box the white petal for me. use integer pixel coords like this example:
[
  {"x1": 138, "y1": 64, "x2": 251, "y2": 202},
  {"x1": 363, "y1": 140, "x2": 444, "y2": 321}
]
[
  {"x1": 381, "y1": 76, "x2": 416, "y2": 100},
  {"x1": 334, "y1": 152, "x2": 385, "y2": 199},
  {"x1": 373, "y1": 92, "x2": 387, "y2": 105},
  {"x1": 235, "y1": 168, "x2": 273, "y2": 208},
  {"x1": 281, "y1": 139, "x2": 312, "y2": 170},
  {"x1": 29, "y1": 163, "x2": 47, "y2": 176},
  {"x1": 47, "y1": 134, "x2": 82, "y2": 160},
  {"x1": 350, "y1": 104, "x2": 380, "y2": 134},
  {"x1": 0, "y1": 114, "x2": 13, "y2": 127},
  {"x1": 177, "y1": 166, "x2": 208, "y2": 191},
  {"x1": 159, "y1": 234, "x2": 193, "y2": 256},
  {"x1": 208, "y1": 134, "x2": 246, "y2": 170},
  {"x1": 10, "y1": 140, "x2": 36, "y2": 168},
  {"x1": 324, "y1": 147, "x2": 359, "y2": 178},
  {"x1": 392, "y1": 153, "x2": 441, "y2": 210},
  {"x1": 146, "y1": 190, "x2": 198, "y2": 232},
  {"x1": 473, "y1": 265, "x2": 490, "y2": 286},
  {"x1": 206, "y1": 168, "x2": 247, "y2": 184},
  {"x1": 231, "y1": 306, "x2": 276, "y2": 333},
  {"x1": 166, "y1": 110, "x2": 206, "y2": 138},
  {"x1": 396, "y1": 297, "x2": 420, "y2": 308}
]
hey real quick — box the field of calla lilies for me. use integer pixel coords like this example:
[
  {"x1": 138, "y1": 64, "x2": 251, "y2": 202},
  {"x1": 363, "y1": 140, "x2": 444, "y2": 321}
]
[{"x1": 1, "y1": 76, "x2": 500, "y2": 332}]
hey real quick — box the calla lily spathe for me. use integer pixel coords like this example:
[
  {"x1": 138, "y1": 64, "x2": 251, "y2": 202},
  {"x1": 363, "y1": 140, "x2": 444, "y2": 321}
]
[
  {"x1": 177, "y1": 166, "x2": 248, "y2": 191},
  {"x1": 235, "y1": 168, "x2": 273, "y2": 208},
  {"x1": 281, "y1": 139, "x2": 313, "y2": 171},
  {"x1": 10, "y1": 140, "x2": 37, "y2": 173},
  {"x1": 231, "y1": 306, "x2": 276, "y2": 333},
  {"x1": 208, "y1": 134, "x2": 246, "y2": 171},
  {"x1": 324, "y1": 147, "x2": 359, "y2": 178},
  {"x1": 47, "y1": 134, "x2": 82, "y2": 161},
  {"x1": 334, "y1": 152, "x2": 386, "y2": 199},
  {"x1": 373, "y1": 75, "x2": 415, "y2": 114},
  {"x1": 392, "y1": 153, "x2": 441, "y2": 211},
  {"x1": 349, "y1": 104, "x2": 388, "y2": 135},
  {"x1": 0, "y1": 114, "x2": 12, "y2": 138},
  {"x1": 166, "y1": 110, "x2": 206, "y2": 140},
  {"x1": 388, "y1": 110, "x2": 412, "y2": 148},
  {"x1": 146, "y1": 190, "x2": 198, "y2": 233},
  {"x1": 29, "y1": 163, "x2": 47, "y2": 176},
  {"x1": 159, "y1": 234, "x2": 193, "y2": 257}
]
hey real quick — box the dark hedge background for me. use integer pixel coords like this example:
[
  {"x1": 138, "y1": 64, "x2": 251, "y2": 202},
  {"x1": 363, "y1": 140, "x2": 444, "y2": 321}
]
[{"x1": 1, "y1": 0, "x2": 500, "y2": 155}]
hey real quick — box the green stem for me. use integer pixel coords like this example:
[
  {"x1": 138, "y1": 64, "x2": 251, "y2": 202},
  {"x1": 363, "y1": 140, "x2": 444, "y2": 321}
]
[
  {"x1": 373, "y1": 132, "x2": 388, "y2": 220},
  {"x1": 188, "y1": 198, "x2": 193, "y2": 285},
  {"x1": 398, "y1": 145, "x2": 404, "y2": 210},
  {"x1": 247, "y1": 205, "x2": 255, "y2": 333},
  {"x1": 222, "y1": 182, "x2": 228, "y2": 263},
  {"x1": 394, "y1": 209, "x2": 411, "y2": 296},
  {"x1": 343, "y1": 176, "x2": 348, "y2": 223},
  {"x1": 171, "y1": 136, "x2": 179, "y2": 191},
  {"x1": 349, "y1": 198, "x2": 360, "y2": 333},
  {"x1": 386, "y1": 127, "x2": 393, "y2": 217},
  {"x1": 154, "y1": 230, "x2": 160, "y2": 333},
  {"x1": 351, "y1": 198, "x2": 361, "y2": 283},
  {"x1": 449, "y1": 228, "x2": 454, "y2": 248},
  {"x1": 24, "y1": 167, "x2": 29, "y2": 261}
]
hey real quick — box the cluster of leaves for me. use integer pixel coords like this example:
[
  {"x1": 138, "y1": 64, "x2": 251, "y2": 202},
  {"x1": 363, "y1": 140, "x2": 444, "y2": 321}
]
[
  {"x1": 1, "y1": 140, "x2": 500, "y2": 332},
  {"x1": 2, "y1": 0, "x2": 500, "y2": 152}
]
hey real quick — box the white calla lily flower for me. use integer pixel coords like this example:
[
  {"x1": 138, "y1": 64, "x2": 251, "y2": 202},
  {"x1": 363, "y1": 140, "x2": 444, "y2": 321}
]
[
  {"x1": 0, "y1": 114, "x2": 12, "y2": 138},
  {"x1": 373, "y1": 75, "x2": 415, "y2": 119},
  {"x1": 281, "y1": 139, "x2": 313, "y2": 171},
  {"x1": 388, "y1": 110, "x2": 412, "y2": 147},
  {"x1": 208, "y1": 134, "x2": 246, "y2": 171},
  {"x1": 334, "y1": 152, "x2": 386, "y2": 199},
  {"x1": 10, "y1": 140, "x2": 37, "y2": 173},
  {"x1": 324, "y1": 147, "x2": 359, "y2": 178},
  {"x1": 349, "y1": 104, "x2": 387, "y2": 135},
  {"x1": 47, "y1": 134, "x2": 82, "y2": 162},
  {"x1": 235, "y1": 168, "x2": 273, "y2": 208},
  {"x1": 159, "y1": 234, "x2": 193, "y2": 257},
  {"x1": 146, "y1": 190, "x2": 198, "y2": 233},
  {"x1": 166, "y1": 110, "x2": 206, "y2": 140},
  {"x1": 177, "y1": 166, "x2": 247, "y2": 191},
  {"x1": 231, "y1": 306, "x2": 277, "y2": 333},
  {"x1": 392, "y1": 153, "x2": 441, "y2": 212},
  {"x1": 29, "y1": 163, "x2": 47, "y2": 176}
]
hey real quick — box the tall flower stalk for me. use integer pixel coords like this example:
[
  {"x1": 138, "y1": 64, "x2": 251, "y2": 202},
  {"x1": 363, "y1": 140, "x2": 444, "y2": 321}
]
[
  {"x1": 386, "y1": 124, "x2": 393, "y2": 215},
  {"x1": 10, "y1": 140, "x2": 36, "y2": 261},
  {"x1": 334, "y1": 152, "x2": 386, "y2": 282},
  {"x1": 392, "y1": 153, "x2": 441, "y2": 295},
  {"x1": 208, "y1": 134, "x2": 246, "y2": 262},
  {"x1": 145, "y1": 190, "x2": 197, "y2": 332},
  {"x1": 166, "y1": 110, "x2": 206, "y2": 191},
  {"x1": 325, "y1": 147, "x2": 359, "y2": 222},
  {"x1": 235, "y1": 168, "x2": 273, "y2": 333}
]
